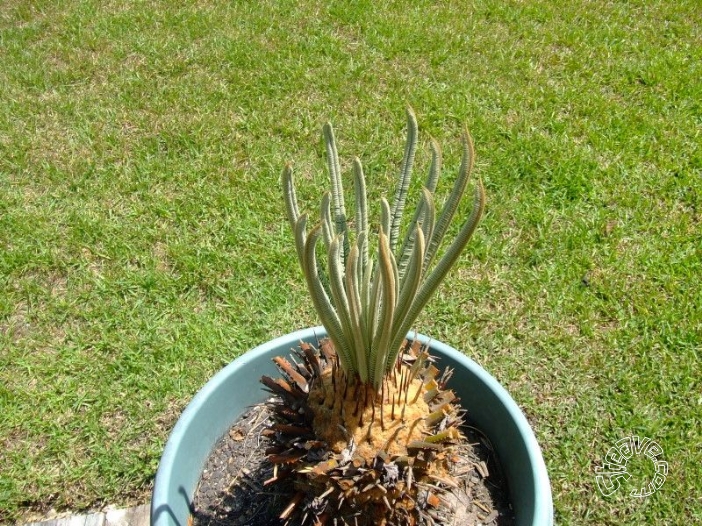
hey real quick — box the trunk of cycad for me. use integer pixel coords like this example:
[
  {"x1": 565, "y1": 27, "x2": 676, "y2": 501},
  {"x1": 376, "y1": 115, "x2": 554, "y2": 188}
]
[{"x1": 261, "y1": 338, "x2": 464, "y2": 526}]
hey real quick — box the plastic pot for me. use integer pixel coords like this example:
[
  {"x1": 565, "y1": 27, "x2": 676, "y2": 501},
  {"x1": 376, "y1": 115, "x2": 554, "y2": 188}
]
[{"x1": 152, "y1": 327, "x2": 553, "y2": 525}]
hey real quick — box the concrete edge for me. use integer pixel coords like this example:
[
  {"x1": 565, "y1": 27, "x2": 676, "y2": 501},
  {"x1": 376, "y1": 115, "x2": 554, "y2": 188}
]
[{"x1": 23, "y1": 504, "x2": 150, "y2": 526}]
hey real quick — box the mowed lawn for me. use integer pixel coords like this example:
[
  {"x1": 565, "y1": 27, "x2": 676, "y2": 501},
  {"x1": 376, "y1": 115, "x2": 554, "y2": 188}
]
[{"x1": 0, "y1": 1, "x2": 699, "y2": 524}]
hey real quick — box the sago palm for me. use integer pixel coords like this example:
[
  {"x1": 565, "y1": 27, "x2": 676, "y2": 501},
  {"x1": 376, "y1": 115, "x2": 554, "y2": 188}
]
[{"x1": 261, "y1": 108, "x2": 486, "y2": 526}]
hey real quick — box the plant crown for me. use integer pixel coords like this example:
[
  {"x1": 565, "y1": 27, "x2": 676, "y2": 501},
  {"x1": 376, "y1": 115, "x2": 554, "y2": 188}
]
[{"x1": 283, "y1": 108, "x2": 485, "y2": 389}]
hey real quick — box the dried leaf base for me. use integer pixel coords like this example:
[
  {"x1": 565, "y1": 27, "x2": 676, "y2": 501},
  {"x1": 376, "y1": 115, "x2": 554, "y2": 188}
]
[{"x1": 191, "y1": 402, "x2": 514, "y2": 526}]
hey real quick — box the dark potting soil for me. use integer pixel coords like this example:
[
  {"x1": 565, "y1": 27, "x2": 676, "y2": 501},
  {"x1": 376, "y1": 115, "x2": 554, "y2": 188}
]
[{"x1": 192, "y1": 402, "x2": 515, "y2": 526}]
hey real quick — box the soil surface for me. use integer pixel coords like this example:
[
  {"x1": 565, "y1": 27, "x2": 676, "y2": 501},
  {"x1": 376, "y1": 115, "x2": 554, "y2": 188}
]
[{"x1": 192, "y1": 401, "x2": 515, "y2": 526}]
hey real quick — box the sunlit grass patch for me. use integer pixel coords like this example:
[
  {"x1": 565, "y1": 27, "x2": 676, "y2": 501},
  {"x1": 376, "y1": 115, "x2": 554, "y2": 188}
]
[{"x1": 1, "y1": 0, "x2": 700, "y2": 523}]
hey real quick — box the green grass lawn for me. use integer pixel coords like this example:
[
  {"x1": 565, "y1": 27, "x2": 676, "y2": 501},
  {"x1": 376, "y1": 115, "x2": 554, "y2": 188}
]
[{"x1": 1, "y1": 0, "x2": 699, "y2": 523}]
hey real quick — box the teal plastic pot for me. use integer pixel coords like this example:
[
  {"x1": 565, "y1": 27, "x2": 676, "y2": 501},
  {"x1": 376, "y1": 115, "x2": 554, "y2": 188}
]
[{"x1": 152, "y1": 327, "x2": 553, "y2": 525}]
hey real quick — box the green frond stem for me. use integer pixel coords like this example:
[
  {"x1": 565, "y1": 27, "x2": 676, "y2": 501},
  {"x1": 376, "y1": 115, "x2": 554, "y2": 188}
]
[
  {"x1": 282, "y1": 163, "x2": 300, "y2": 231},
  {"x1": 418, "y1": 188, "x2": 436, "y2": 252},
  {"x1": 367, "y1": 258, "x2": 381, "y2": 352},
  {"x1": 345, "y1": 243, "x2": 370, "y2": 383},
  {"x1": 323, "y1": 122, "x2": 349, "y2": 259},
  {"x1": 390, "y1": 180, "x2": 486, "y2": 356},
  {"x1": 397, "y1": 138, "x2": 440, "y2": 275},
  {"x1": 328, "y1": 235, "x2": 359, "y2": 373},
  {"x1": 380, "y1": 197, "x2": 399, "y2": 306},
  {"x1": 389, "y1": 106, "x2": 418, "y2": 252},
  {"x1": 293, "y1": 214, "x2": 308, "y2": 272},
  {"x1": 361, "y1": 255, "x2": 374, "y2": 338},
  {"x1": 353, "y1": 157, "x2": 369, "y2": 269},
  {"x1": 302, "y1": 223, "x2": 353, "y2": 374},
  {"x1": 370, "y1": 232, "x2": 398, "y2": 388},
  {"x1": 397, "y1": 187, "x2": 435, "y2": 281},
  {"x1": 283, "y1": 165, "x2": 305, "y2": 270},
  {"x1": 423, "y1": 128, "x2": 474, "y2": 273},
  {"x1": 386, "y1": 226, "x2": 426, "y2": 369},
  {"x1": 426, "y1": 138, "x2": 442, "y2": 194},
  {"x1": 396, "y1": 139, "x2": 440, "y2": 280},
  {"x1": 421, "y1": 179, "x2": 485, "y2": 299},
  {"x1": 320, "y1": 192, "x2": 333, "y2": 250},
  {"x1": 380, "y1": 197, "x2": 392, "y2": 238},
  {"x1": 354, "y1": 231, "x2": 367, "y2": 302},
  {"x1": 362, "y1": 256, "x2": 378, "y2": 353}
]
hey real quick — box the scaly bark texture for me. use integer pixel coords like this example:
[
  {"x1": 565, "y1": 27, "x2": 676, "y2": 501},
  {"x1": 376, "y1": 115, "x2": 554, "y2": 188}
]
[{"x1": 261, "y1": 338, "x2": 465, "y2": 526}]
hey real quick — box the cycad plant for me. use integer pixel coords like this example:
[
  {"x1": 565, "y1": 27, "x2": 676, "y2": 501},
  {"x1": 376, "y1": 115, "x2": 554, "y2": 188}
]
[{"x1": 261, "y1": 108, "x2": 486, "y2": 526}]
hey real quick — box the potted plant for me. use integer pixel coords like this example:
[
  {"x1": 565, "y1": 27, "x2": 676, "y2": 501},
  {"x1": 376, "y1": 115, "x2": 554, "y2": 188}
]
[{"x1": 152, "y1": 109, "x2": 553, "y2": 525}]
